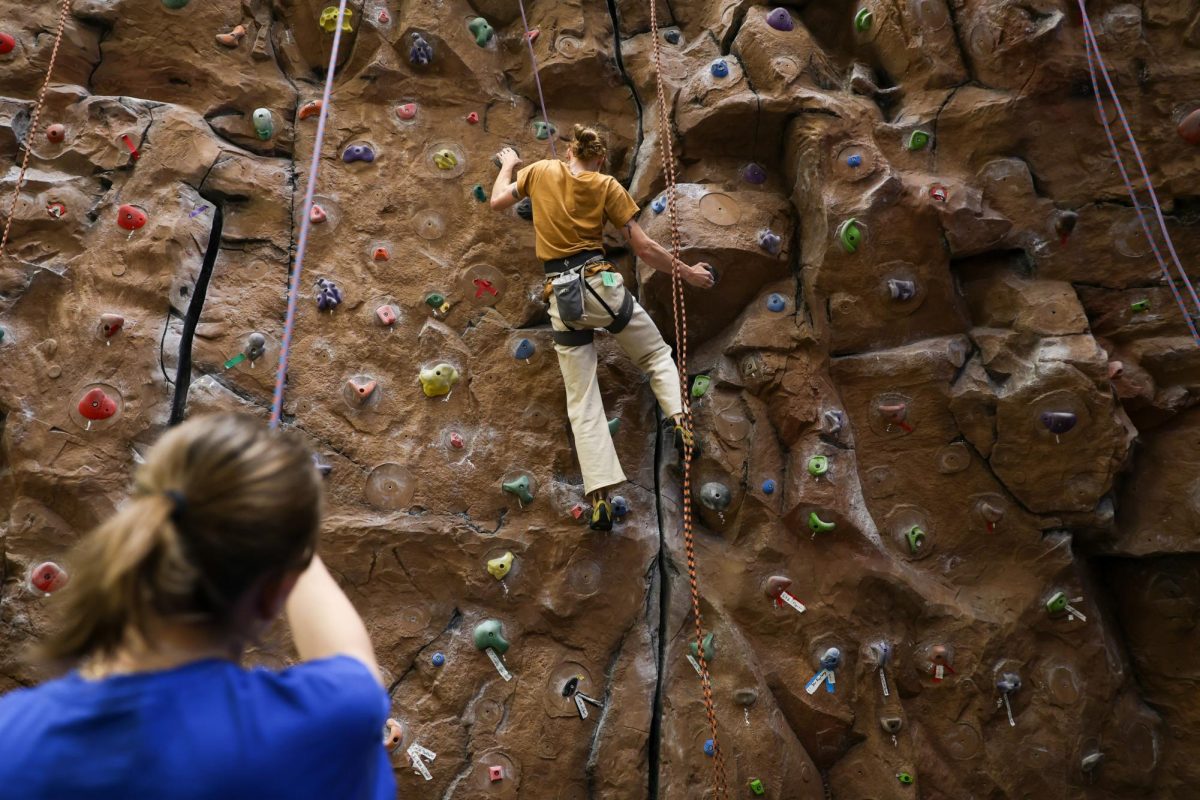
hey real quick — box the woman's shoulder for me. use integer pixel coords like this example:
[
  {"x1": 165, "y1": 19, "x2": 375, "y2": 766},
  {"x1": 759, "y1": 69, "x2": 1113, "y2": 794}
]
[{"x1": 244, "y1": 656, "x2": 389, "y2": 731}]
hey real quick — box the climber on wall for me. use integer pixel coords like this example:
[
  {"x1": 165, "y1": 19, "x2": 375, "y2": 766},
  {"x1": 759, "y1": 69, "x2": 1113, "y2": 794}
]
[
  {"x1": 0, "y1": 415, "x2": 395, "y2": 799},
  {"x1": 490, "y1": 125, "x2": 715, "y2": 532}
]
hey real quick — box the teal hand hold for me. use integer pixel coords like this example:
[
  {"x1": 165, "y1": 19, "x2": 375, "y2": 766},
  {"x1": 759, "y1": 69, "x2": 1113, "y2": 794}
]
[
  {"x1": 533, "y1": 120, "x2": 555, "y2": 140},
  {"x1": 252, "y1": 108, "x2": 274, "y2": 140},
  {"x1": 689, "y1": 632, "x2": 715, "y2": 662},
  {"x1": 472, "y1": 183, "x2": 487, "y2": 202},
  {"x1": 503, "y1": 475, "x2": 534, "y2": 505},
  {"x1": 162, "y1": 0, "x2": 191, "y2": 8},
  {"x1": 473, "y1": 619, "x2": 509, "y2": 654},
  {"x1": 608, "y1": 418, "x2": 620, "y2": 435},
  {"x1": 468, "y1": 17, "x2": 494, "y2": 46},
  {"x1": 809, "y1": 511, "x2": 836, "y2": 533}
]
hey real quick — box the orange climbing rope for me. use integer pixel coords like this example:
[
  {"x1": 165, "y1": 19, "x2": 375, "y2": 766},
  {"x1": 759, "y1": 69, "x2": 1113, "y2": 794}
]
[
  {"x1": 0, "y1": 0, "x2": 73, "y2": 259},
  {"x1": 646, "y1": 4, "x2": 729, "y2": 799}
]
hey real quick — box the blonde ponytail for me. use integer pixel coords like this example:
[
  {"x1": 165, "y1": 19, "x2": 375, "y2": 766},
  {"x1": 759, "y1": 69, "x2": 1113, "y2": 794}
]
[
  {"x1": 569, "y1": 124, "x2": 607, "y2": 163},
  {"x1": 35, "y1": 414, "x2": 321, "y2": 668}
]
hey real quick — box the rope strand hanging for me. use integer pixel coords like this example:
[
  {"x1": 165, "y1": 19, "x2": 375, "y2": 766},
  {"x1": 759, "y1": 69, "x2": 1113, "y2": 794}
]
[
  {"x1": 1076, "y1": 0, "x2": 1200, "y2": 345},
  {"x1": 646, "y1": 2, "x2": 730, "y2": 797},
  {"x1": 515, "y1": 0, "x2": 557, "y2": 158},
  {"x1": 269, "y1": 0, "x2": 351, "y2": 428},
  {"x1": 0, "y1": 0, "x2": 74, "y2": 259}
]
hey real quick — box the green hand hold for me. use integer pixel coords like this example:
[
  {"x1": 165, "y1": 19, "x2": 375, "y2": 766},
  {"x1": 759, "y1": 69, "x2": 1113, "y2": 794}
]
[
  {"x1": 0, "y1": 328, "x2": 5, "y2": 343},
  {"x1": 807, "y1": 455, "x2": 829, "y2": 477},
  {"x1": 689, "y1": 632, "x2": 715, "y2": 662},
  {"x1": 897, "y1": 772, "x2": 914, "y2": 785},
  {"x1": 608, "y1": 418, "x2": 621, "y2": 435},
  {"x1": 905, "y1": 525, "x2": 925, "y2": 554},
  {"x1": 837, "y1": 218, "x2": 863, "y2": 253},
  {"x1": 473, "y1": 619, "x2": 509, "y2": 654},
  {"x1": 472, "y1": 183, "x2": 487, "y2": 202},
  {"x1": 468, "y1": 17, "x2": 494, "y2": 46},
  {"x1": 854, "y1": 8, "x2": 873, "y2": 31},
  {"x1": 906, "y1": 130, "x2": 931, "y2": 150},
  {"x1": 503, "y1": 475, "x2": 534, "y2": 505},
  {"x1": 1045, "y1": 591, "x2": 1068, "y2": 614},
  {"x1": 749, "y1": 778, "x2": 765, "y2": 796},
  {"x1": 691, "y1": 375, "x2": 711, "y2": 398},
  {"x1": 1130, "y1": 299, "x2": 1150, "y2": 312},
  {"x1": 252, "y1": 108, "x2": 274, "y2": 141},
  {"x1": 809, "y1": 511, "x2": 836, "y2": 533},
  {"x1": 162, "y1": 0, "x2": 191, "y2": 8},
  {"x1": 425, "y1": 293, "x2": 447, "y2": 310}
]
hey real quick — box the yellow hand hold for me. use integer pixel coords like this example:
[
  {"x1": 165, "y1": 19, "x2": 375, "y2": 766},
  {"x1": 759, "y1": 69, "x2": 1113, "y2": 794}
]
[
  {"x1": 419, "y1": 363, "x2": 460, "y2": 398},
  {"x1": 433, "y1": 149, "x2": 458, "y2": 170},
  {"x1": 487, "y1": 551, "x2": 514, "y2": 580},
  {"x1": 319, "y1": 6, "x2": 353, "y2": 33}
]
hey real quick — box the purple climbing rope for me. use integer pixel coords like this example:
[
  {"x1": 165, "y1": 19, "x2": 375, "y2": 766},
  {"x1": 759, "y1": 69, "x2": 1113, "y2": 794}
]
[
  {"x1": 1077, "y1": 0, "x2": 1200, "y2": 345},
  {"x1": 270, "y1": 0, "x2": 350, "y2": 429},
  {"x1": 515, "y1": 0, "x2": 557, "y2": 158}
]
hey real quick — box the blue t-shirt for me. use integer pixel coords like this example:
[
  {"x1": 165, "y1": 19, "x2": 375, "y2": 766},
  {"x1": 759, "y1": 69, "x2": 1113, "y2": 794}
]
[{"x1": 0, "y1": 655, "x2": 396, "y2": 799}]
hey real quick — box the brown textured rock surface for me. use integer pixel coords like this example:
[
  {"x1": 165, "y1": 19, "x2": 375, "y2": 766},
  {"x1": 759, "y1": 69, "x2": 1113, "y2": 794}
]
[{"x1": 2, "y1": 0, "x2": 1200, "y2": 797}]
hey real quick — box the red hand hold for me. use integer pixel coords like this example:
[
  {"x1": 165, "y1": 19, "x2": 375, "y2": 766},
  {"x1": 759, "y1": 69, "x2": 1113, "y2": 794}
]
[
  {"x1": 309, "y1": 204, "x2": 327, "y2": 224},
  {"x1": 29, "y1": 561, "x2": 69, "y2": 594},
  {"x1": 46, "y1": 124, "x2": 66, "y2": 144},
  {"x1": 120, "y1": 134, "x2": 140, "y2": 161},
  {"x1": 46, "y1": 202, "x2": 66, "y2": 219},
  {"x1": 117, "y1": 204, "x2": 147, "y2": 231},
  {"x1": 78, "y1": 388, "x2": 118, "y2": 421},
  {"x1": 396, "y1": 103, "x2": 417, "y2": 121},
  {"x1": 0, "y1": 33, "x2": 14, "y2": 55},
  {"x1": 347, "y1": 378, "x2": 377, "y2": 404},
  {"x1": 448, "y1": 432, "x2": 465, "y2": 449},
  {"x1": 298, "y1": 100, "x2": 323, "y2": 120},
  {"x1": 466, "y1": 112, "x2": 480, "y2": 125},
  {"x1": 373, "y1": 247, "x2": 389, "y2": 261},
  {"x1": 100, "y1": 313, "x2": 124, "y2": 338},
  {"x1": 376, "y1": 305, "x2": 397, "y2": 326},
  {"x1": 473, "y1": 278, "x2": 498, "y2": 298}
]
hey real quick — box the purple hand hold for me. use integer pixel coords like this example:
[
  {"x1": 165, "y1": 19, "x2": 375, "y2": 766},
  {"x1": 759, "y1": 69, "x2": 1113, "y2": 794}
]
[
  {"x1": 315, "y1": 278, "x2": 342, "y2": 311},
  {"x1": 1040, "y1": 411, "x2": 1077, "y2": 435},
  {"x1": 766, "y1": 8, "x2": 794, "y2": 31},
  {"x1": 343, "y1": 144, "x2": 375, "y2": 163}
]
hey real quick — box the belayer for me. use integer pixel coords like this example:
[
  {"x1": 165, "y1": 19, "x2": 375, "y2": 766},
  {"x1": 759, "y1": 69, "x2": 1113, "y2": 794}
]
[{"x1": 490, "y1": 125, "x2": 715, "y2": 531}]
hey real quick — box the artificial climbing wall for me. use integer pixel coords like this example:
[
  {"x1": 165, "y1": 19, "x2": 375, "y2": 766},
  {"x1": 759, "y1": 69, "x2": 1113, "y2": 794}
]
[{"x1": 2, "y1": 0, "x2": 1199, "y2": 797}]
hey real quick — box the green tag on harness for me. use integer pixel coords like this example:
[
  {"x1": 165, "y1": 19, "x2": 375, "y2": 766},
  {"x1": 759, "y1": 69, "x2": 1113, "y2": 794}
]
[{"x1": 601, "y1": 271, "x2": 617, "y2": 287}]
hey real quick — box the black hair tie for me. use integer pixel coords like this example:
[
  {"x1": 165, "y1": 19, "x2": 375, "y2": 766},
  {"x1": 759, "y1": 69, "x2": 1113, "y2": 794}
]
[{"x1": 164, "y1": 489, "x2": 188, "y2": 522}]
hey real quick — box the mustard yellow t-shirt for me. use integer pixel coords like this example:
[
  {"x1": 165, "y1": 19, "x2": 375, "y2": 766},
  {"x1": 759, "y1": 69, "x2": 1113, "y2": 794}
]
[{"x1": 515, "y1": 159, "x2": 640, "y2": 261}]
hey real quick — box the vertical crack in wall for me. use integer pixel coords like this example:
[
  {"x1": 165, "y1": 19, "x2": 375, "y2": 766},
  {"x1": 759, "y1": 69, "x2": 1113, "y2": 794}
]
[
  {"x1": 601, "y1": 4, "x2": 670, "y2": 797},
  {"x1": 167, "y1": 200, "x2": 223, "y2": 424}
]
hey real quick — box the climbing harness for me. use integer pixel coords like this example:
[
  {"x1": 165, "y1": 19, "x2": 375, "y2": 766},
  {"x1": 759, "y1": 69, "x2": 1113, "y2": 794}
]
[
  {"x1": 647, "y1": 2, "x2": 729, "y2": 797},
  {"x1": 515, "y1": 0, "x2": 556, "y2": 158},
  {"x1": 1077, "y1": 0, "x2": 1200, "y2": 346},
  {"x1": 269, "y1": 0, "x2": 350, "y2": 428},
  {"x1": 0, "y1": 0, "x2": 74, "y2": 259}
]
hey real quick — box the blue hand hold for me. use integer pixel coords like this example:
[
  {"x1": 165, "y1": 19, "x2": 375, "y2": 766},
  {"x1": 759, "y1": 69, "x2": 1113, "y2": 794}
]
[
  {"x1": 767, "y1": 8, "x2": 795, "y2": 31},
  {"x1": 513, "y1": 338, "x2": 536, "y2": 360},
  {"x1": 819, "y1": 647, "x2": 842, "y2": 671},
  {"x1": 762, "y1": 479, "x2": 776, "y2": 495},
  {"x1": 767, "y1": 293, "x2": 787, "y2": 312},
  {"x1": 743, "y1": 162, "x2": 767, "y2": 184},
  {"x1": 343, "y1": 144, "x2": 375, "y2": 163},
  {"x1": 410, "y1": 32, "x2": 434, "y2": 65},
  {"x1": 759, "y1": 230, "x2": 782, "y2": 255},
  {"x1": 664, "y1": 29, "x2": 681, "y2": 44},
  {"x1": 710, "y1": 59, "x2": 729, "y2": 78},
  {"x1": 847, "y1": 154, "x2": 863, "y2": 168},
  {"x1": 432, "y1": 652, "x2": 446, "y2": 667},
  {"x1": 652, "y1": 196, "x2": 667, "y2": 214},
  {"x1": 704, "y1": 739, "x2": 715, "y2": 757},
  {"x1": 611, "y1": 496, "x2": 629, "y2": 519}
]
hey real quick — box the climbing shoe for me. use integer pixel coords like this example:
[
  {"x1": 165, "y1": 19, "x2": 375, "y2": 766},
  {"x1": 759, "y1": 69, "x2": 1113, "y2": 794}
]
[
  {"x1": 590, "y1": 498, "x2": 613, "y2": 532},
  {"x1": 674, "y1": 423, "x2": 701, "y2": 461}
]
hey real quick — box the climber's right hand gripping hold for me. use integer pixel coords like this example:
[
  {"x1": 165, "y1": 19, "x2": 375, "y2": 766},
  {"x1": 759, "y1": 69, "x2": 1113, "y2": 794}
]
[
  {"x1": 489, "y1": 147, "x2": 522, "y2": 211},
  {"x1": 621, "y1": 219, "x2": 715, "y2": 289}
]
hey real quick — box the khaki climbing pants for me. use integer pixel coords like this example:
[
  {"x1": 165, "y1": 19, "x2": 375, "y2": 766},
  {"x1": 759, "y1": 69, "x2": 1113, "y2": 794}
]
[{"x1": 547, "y1": 265, "x2": 683, "y2": 495}]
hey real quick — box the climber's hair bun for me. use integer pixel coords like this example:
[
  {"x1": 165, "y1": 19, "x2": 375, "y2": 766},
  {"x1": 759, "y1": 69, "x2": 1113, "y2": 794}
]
[{"x1": 569, "y1": 124, "x2": 607, "y2": 163}]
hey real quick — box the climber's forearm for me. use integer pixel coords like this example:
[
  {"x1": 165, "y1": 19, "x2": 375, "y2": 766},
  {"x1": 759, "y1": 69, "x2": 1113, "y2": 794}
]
[
  {"x1": 637, "y1": 237, "x2": 689, "y2": 276},
  {"x1": 490, "y1": 165, "x2": 519, "y2": 211}
]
